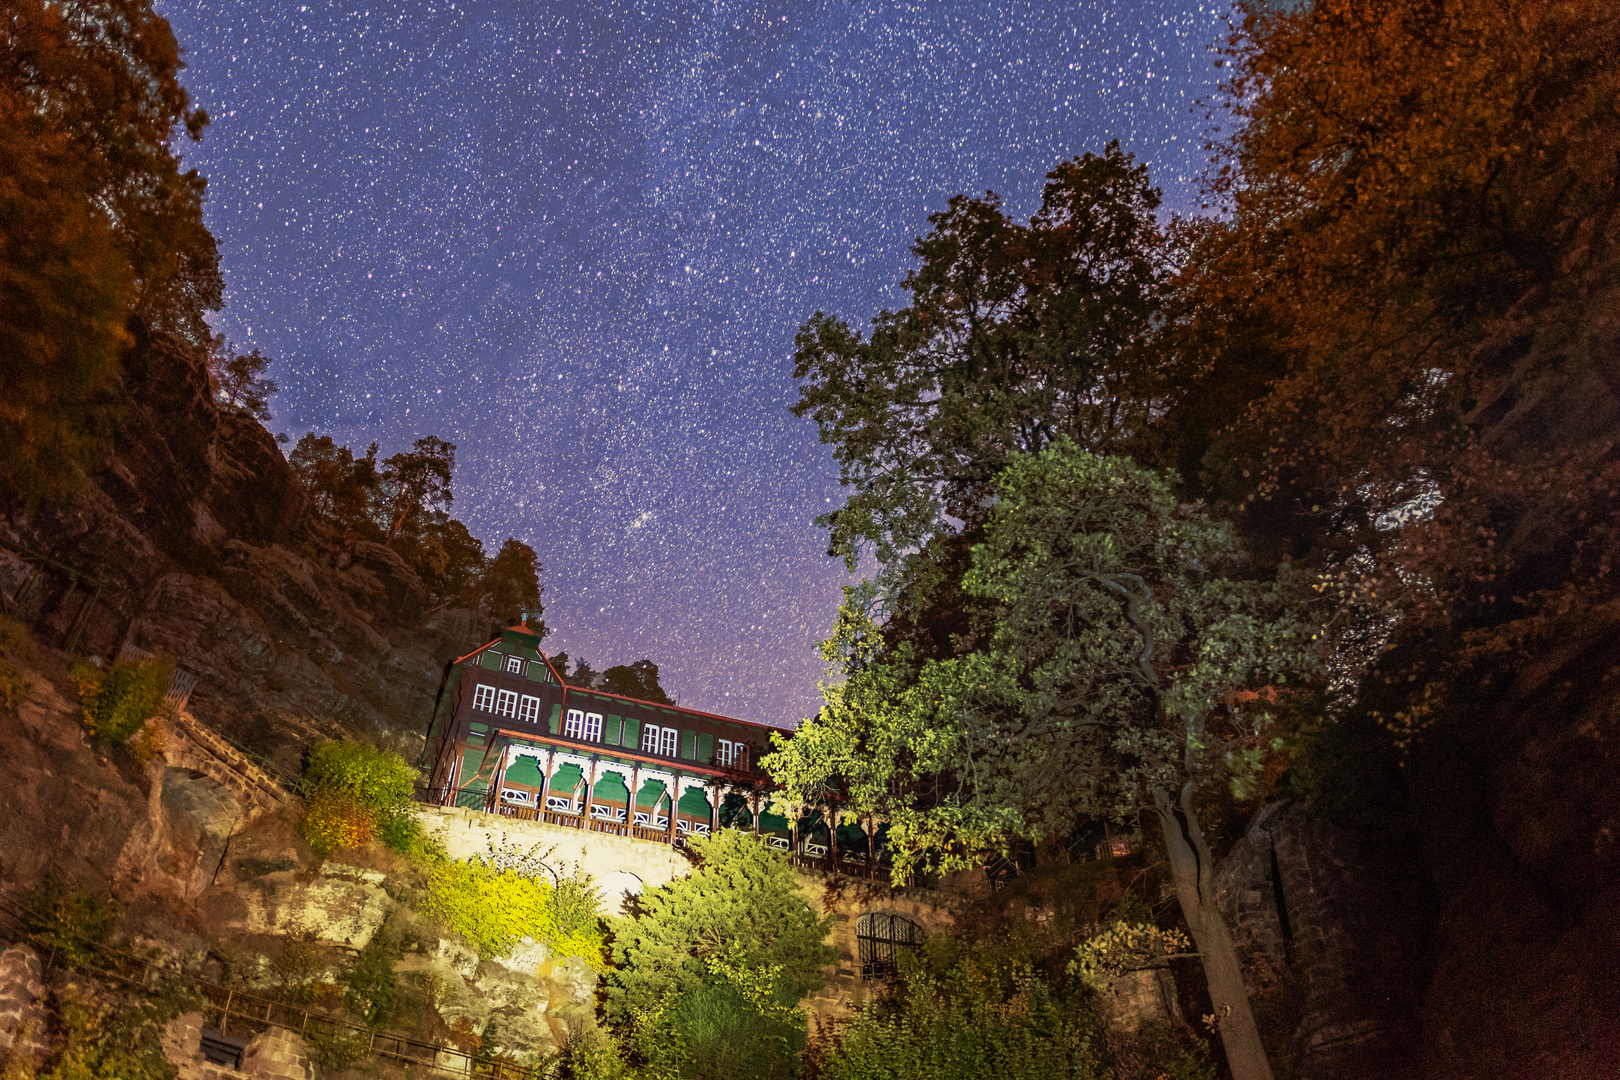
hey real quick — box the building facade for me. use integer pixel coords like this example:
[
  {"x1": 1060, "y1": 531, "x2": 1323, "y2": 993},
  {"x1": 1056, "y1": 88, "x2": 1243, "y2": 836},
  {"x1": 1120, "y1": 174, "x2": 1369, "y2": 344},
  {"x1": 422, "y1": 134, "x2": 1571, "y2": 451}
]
[{"x1": 422, "y1": 622, "x2": 796, "y2": 849}]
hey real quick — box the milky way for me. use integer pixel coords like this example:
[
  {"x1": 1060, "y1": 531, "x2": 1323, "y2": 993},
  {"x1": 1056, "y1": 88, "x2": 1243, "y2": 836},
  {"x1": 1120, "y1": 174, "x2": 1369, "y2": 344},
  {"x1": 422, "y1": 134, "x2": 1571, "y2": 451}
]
[{"x1": 157, "y1": 0, "x2": 1230, "y2": 726}]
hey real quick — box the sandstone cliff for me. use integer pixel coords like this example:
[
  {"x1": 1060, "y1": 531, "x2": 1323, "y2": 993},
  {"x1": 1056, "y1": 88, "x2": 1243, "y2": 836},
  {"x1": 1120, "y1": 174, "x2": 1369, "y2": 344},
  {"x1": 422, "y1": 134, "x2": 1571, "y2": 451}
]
[{"x1": 0, "y1": 323, "x2": 498, "y2": 770}]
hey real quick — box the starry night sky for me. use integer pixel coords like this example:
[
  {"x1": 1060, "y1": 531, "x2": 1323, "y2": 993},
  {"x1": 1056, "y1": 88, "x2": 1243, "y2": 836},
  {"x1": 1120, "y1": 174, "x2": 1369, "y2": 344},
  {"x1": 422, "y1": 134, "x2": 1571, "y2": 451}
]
[{"x1": 156, "y1": 0, "x2": 1230, "y2": 727}]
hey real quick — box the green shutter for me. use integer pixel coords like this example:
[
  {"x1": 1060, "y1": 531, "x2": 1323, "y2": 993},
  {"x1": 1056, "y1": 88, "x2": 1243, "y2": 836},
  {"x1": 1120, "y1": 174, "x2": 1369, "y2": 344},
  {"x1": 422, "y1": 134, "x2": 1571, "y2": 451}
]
[
  {"x1": 680, "y1": 731, "x2": 697, "y2": 760},
  {"x1": 622, "y1": 717, "x2": 640, "y2": 748},
  {"x1": 547, "y1": 705, "x2": 561, "y2": 734},
  {"x1": 635, "y1": 779, "x2": 668, "y2": 808},
  {"x1": 593, "y1": 770, "x2": 630, "y2": 805},
  {"x1": 480, "y1": 651, "x2": 502, "y2": 670},
  {"x1": 505, "y1": 755, "x2": 546, "y2": 787},
  {"x1": 604, "y1": 714, "x2": 623, "y2": 744},
  {"x1": 697, "y1": 733, "x2": 714, "y2": 762},
  {"x1": 677, "y1": 786, "x2": 712, "y2": 819},
  {"x1": 525, "y1": 660, "x2": 547, "y2": 682}
]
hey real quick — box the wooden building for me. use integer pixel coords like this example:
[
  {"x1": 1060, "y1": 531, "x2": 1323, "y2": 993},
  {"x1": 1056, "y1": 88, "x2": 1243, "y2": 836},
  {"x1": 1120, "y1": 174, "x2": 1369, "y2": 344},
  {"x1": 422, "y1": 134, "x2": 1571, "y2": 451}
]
[{"x1": 422, "y1": 622, "x2": 796, "y2": 849}]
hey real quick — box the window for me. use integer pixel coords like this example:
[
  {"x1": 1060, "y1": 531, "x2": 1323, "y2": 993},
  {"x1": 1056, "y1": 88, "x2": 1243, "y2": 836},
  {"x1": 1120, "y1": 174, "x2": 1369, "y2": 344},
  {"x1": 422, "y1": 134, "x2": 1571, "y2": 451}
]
[
  {"x1": 660, "y1": 727, "x2": 678, "y2": 757},
  {"x1": 564, "y1": 709, "x2": 584, "y2": 738},
  {"x1": 734, "y1": 743, "x2": 748, "y2": 772},
  {"x1": 496, "y1": 689, "x2": 519, "y2": 718},
  {"x1": 716, "y1": 739, "x2": 734, "y2": 767},
  {"x1": 518, "y1": 695, "x2": 541, "y2": 725},
  {"x1": 471, "y1": 685, "x2": 496, "y2": 712},
  {"x1": 642, "y1": 724, "x2": 661, "y2": 754},
  {"x1": 505, "y1": 654, "x2": 524, "y2": 674},
  {"x1": 856, "y1": 913, "x2": 924, "y2": 981},
  {"x1": 583, "y1": 713, "x2": 603, "y2": 742}
]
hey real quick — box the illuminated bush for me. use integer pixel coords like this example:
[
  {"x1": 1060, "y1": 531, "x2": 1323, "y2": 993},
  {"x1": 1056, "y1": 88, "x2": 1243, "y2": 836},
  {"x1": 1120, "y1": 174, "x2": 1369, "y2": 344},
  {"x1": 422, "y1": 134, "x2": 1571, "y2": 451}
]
[
  {"x1": 421, "y1": 854, "x2": 603, "y2": 964},
  {"x1": 70, "y1": 654, "x2": 173, "y2": 744},
  {"x1": 299, "y1": 739, "x2": 422, "y2": 858}
]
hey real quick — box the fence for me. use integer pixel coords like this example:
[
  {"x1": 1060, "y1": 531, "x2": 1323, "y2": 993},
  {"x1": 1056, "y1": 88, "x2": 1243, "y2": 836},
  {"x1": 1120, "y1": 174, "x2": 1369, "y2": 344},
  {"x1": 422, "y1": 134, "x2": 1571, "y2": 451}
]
[
  {"x1": 0, "y1": 898, "x2": 544, "y2": 1079},
  {"x1": 416, "y1": 783, "x2": 897, "y2": 879}
]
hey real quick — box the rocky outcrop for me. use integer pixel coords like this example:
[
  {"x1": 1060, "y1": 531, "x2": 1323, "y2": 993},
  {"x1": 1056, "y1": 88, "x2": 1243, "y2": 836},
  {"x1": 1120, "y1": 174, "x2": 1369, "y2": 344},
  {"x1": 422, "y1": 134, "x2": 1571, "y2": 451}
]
[
  {"x1": 0, "y1": 323, "x2": 499, "y2": 764},
  {"x1": 1213, "y1": 801, "x2": 1432, "y2": 1080}
]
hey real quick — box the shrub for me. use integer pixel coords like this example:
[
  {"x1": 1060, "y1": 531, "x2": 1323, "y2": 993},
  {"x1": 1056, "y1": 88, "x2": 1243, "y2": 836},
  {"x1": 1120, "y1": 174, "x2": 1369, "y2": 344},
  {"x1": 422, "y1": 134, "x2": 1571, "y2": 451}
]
[
  {"x1": 606, "y1": 830, "x2": 835, "y2": 1024},
  {"x1": 299, "y1": 739, "x2": 421, "y2": 857},
  {"x1": 816, "y1": 939, "x2": 1106, "y2": 1080},
  {"x1": 22, "y1": 873, "x2": 117, "y2": 969},
  {"x1": 421, "y1": 853, "x2": 604, "y2": 963},
  {"x1": 345, "y1": 918, "x2": 401, "y2": 1027},
  {"x1": 0, "y1": 663, "x2": 28, "y2": 713},
  {"x1": 70, "y1": 654, "x2": 173, "y2": 744}
]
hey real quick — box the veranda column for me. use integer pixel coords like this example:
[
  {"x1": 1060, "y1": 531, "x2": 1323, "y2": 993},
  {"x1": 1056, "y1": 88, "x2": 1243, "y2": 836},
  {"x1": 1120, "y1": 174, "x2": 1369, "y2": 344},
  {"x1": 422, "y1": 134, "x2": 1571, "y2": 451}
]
[
  {"x1": 666, "y1": 775, "x2": 679, "y2": 844},
  {"x1": 539, "y1": 747, "x2": 555, "y2": 817},
  {"x1": 710, "y1": 781, "x2": 722, "y2": 835},
  {"x1": 751, "y1": 792, "x2": 762, "y2": 839},
  {"x1": 587, "y1": 758, "x2": 599, "y2": 829},
  {"x1": 827, "y1": 806, "x2": 840, "y2": 866},
  {"x1": 631, "y1": 763, "x2": 641, "y2": 832}
]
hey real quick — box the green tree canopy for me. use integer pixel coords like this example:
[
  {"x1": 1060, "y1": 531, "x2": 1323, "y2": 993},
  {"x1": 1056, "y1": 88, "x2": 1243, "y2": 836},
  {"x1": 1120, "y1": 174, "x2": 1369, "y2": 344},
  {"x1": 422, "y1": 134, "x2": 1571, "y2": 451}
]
[
  {"x1": 792, "y1": 142, "x2": 1166, "y2": 569},
  {"x1": 481, "y1": 537, "x2": 543, "y2": 630},
  {"x1": 605, "y1": 829, "x2": 835, "y2": 1024},
  {"x1": 207, "y1": 338, "x2": 278, "y2": 422},
  {"x1": 598, "y1": 659, "x2": 673, "y2": 704},
  {"x1": 288, "y1": 434, "x2": 381, "y2": 535},
  {"x1": 379, "y1": 435, "x2": 456, "y2": 546},
  {"x1": 766, "y1": 442, "x2": 1317, "y2": 1080}
]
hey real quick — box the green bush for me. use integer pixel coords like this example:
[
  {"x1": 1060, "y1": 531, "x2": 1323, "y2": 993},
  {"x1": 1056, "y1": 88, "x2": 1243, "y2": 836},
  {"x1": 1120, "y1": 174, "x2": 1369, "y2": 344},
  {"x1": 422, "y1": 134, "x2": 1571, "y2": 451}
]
[
  {"x1": 70, "y1": 654, "x2": 172, "y2": 743},
  {"x1": 607, "y1": 830, "x2": 835, "y2": 1024},
  {"x1": 421, "y1": 854, "x2": 604, "y2": 963},
  {"x1": 815, "y1": 939, "x2": 1105, "y2": 1080},
  {"x1": 345, "y1": 918, "x2": 400, "y2": 1027},
  {"x1": 299, "y1": 739, "x2": 422, "y2": 857},
  {"x1": 22, "y1": 873, "x2": 117, "y2": 969}
]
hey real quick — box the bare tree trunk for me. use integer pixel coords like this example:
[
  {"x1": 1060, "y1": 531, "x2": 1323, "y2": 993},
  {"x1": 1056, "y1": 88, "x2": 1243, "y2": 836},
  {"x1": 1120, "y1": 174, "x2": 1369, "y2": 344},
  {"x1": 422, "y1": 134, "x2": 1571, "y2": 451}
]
[{"x1": 1153, "y1": 783, "x2": 1274, "y2": 1080}]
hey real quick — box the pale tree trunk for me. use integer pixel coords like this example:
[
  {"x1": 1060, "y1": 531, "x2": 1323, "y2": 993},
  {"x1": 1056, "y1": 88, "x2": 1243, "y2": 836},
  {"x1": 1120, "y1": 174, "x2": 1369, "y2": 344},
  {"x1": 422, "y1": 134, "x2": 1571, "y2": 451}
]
[{"x1": 1153, "y1": 782, "x2": 1273, "y2": 1080}]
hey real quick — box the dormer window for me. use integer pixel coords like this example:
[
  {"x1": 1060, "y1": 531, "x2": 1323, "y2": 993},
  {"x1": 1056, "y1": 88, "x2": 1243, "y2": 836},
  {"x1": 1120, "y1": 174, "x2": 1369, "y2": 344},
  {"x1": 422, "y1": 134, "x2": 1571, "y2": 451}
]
[{"x1": 505, "y1": 654, "x2": 524, "y2": 674}]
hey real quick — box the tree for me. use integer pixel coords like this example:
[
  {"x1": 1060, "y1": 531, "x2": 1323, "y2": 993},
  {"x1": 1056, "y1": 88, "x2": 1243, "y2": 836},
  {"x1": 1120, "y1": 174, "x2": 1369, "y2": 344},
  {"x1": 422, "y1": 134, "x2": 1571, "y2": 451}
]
[
  {"x1": 765, "y1": 442, "x2": 1318, "y2": 1080},
  {"x1": 0, "y1": 0, "x2": 221, "y2": 504},
  {"x1": 405, "y1": 510, "x2": 487, "y2": 607},
  {"x1": 1165, "y1": 0, "x2": 1620, "y2": 739},
  {"x1": 792, "y1": 142, "x2": 1167, "y2": 569},
  {"x1": 480, "y1": 537, "x2": 544, "y2": 631},
  {"x1": 606, "y1": 829, "x2": 835, "y2": 1024},
  {"x1": 288, "y1": 434, "x2": 381, "y2": 536},
  {"x1": 207, "y1": 338, "x2": 278, "y2": 421},
  {"x1": 379, "y1": 436, "x2": 455, "y2": 546},
  {"x1": 598, "y1": 659, "x2": 673, "y2": 704}
]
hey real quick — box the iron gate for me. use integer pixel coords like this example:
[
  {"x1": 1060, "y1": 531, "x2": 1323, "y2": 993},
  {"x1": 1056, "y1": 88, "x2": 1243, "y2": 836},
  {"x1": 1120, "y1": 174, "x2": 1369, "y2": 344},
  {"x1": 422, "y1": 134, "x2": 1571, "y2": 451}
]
[{"x1": 855, "y1": 912, "x2": 923, "y2": 980}]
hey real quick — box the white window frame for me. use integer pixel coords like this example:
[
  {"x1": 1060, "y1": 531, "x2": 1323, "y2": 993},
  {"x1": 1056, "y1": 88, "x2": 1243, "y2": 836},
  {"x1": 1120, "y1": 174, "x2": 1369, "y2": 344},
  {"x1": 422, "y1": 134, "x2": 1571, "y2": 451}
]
[
  {"x1": 505, "y1": 654, "x2": 524, "y2": 674},
  {"x1": 716, "y1": 739, "x2": 734, "y2": 767},
  {"x1": 564, "y1": 709, "x2": 584, "y2": 738},
  {"x1": 659, "y1": 727, "x2": 678, "y2": 757},
  {"x1": 641, "y1": 724, "x2": 661, "y2": 754},
  {"x1": 734, "y1": 743, "x2": 747, "y2": 772},
  {"x1": 583, "y1": 712, "x2": 603, "y2": 742},
  {"x1": 518, "y1": 695, "x2": 541, "y2": 725},
  {"x1": 471, "y1": 684, "x2": 496, "y2": 712},
  {"x1": 496, "y1": 689, "x2": 519, "y2": 718}
]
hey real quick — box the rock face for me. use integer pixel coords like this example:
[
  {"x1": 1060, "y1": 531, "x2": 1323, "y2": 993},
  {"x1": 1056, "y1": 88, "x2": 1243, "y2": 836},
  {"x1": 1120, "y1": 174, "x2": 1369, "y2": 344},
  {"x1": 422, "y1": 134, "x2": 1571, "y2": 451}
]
[
  {"x1": 0, "y1": 324, "x2": 499, "y2": 765},
  {"x1": 1213, "y1": 801, "x2": 1433, "y2": 1080}
]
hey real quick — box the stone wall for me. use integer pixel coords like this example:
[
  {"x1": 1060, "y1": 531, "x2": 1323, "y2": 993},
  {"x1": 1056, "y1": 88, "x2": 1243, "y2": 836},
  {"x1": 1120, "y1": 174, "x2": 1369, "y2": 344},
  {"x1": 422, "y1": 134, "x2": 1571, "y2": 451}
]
[
  {"x1": 0, "y1": 944, "x2": 48, "y2": 1068},
  {"x1": 1213, "y1": 801, "x2": 1430, "y2": 1080},
  {"x1": 420, "y1": 805, "x2": 695, "y2": 913},
  {"x1": 163, "y1": 1012, "x2": 315, "y2": 1080}
]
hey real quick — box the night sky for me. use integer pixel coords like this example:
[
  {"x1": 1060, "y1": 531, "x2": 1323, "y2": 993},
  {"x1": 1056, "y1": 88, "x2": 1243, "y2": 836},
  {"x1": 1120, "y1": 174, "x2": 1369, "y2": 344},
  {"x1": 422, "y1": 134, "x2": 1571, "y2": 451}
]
[{"x1": 156, "y1": 0, "x2": 1230, "y2": 727}]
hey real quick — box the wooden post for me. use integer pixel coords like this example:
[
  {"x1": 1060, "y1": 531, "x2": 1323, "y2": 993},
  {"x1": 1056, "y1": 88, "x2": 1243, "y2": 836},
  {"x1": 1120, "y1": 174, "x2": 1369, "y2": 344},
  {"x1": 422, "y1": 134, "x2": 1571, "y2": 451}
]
[
  {"x1": 751, "y1": 792, "x2": 761, "y2": 838},
  {"x1": 667, "y1": 777, "x2": 679, "y2": 844},
  {"x1": 710, "y1": 782, "x2": 722, "y2": 835},
  {"x1": 631, "y1": 763, "x2": 641, "y2": 832},
  {"x1": 221, "y1": 989, "x2": 233, "y2": 1035},
  {"x1": 539, "y1": 747, "x2": 555, "y2": 817},
  {"x1": 587, "y1": 758, "x2": 599, "y2": 828},
  {"x1": 828, "y1": 806, "x2": 840, "y2": 869}
]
